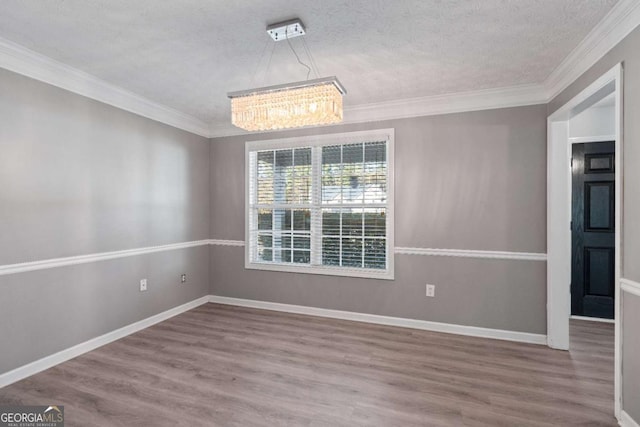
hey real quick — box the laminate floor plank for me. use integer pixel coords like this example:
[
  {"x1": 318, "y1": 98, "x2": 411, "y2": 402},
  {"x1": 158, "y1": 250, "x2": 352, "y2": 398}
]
[{"x1": 0, "y1": 303, "x2": 616, "y2": 426}]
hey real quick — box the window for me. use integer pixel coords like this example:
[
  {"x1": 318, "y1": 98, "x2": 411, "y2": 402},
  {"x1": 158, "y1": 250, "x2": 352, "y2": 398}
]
[{"x1": 245, "y1": 129, "x2": 394, "y2": 279}]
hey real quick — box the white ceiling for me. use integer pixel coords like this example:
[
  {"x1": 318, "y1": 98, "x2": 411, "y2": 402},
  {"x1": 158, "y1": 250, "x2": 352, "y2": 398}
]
[{"x1": 0, "y1": 0, "x2": 619, "y2": 132}]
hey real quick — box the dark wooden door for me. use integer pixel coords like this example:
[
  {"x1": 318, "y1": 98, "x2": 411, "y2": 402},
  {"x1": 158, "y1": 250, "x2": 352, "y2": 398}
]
[{"x1": 571, "y1": 141, "x2": 615, "y2": 319}]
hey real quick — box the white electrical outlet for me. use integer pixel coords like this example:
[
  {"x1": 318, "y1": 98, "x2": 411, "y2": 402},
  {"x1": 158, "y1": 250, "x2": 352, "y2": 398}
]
[
  {"x1": 426, "y1": 284, "x2": 435, "y2": 297},
  {"x1": 140, "y1": 279, "x2": 148, "y2": 292}
]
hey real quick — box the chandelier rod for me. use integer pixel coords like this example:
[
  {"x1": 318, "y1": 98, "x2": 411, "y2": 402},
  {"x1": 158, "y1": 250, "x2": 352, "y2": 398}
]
[
  {"x1": 249, "y1": 37, "x2": 271, "y2": 88},
  {"x1": 301, "y1": 37, "x2": 321, "y2": 79},
  {"x1": 285, "y1": 26, "x2": 312, "y2": 80},
  {"x1": 261, "y1": 42, "x2": 277, "y2": 86}
]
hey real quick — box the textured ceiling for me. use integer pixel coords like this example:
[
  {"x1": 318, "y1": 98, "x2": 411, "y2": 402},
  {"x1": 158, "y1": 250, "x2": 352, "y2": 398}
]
[{"x1": 0, "y1": 0, "x2": 619, "y2": 128}]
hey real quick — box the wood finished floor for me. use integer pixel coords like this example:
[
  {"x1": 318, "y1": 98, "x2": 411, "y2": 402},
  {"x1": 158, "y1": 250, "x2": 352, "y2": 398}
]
[{"x1": 0, "y1": 304, "x2": 615, "y2": 426}]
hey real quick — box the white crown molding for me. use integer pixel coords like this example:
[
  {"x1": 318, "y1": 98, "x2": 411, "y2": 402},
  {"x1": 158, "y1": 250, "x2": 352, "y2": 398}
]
[
  {"x1": 344, "y1": 84, "x2": 547, "y2": 125},
  {"x1": 0, "y1": 296, "x2": 210, "y2": 388},
  {"x1": 621, "y1": 278, "x2": 640, "y2": 298},
  {"x1": 208, "y1": 123, "x2": 246, "y2": 138},
  {"x1": 621, "y1": 410, "x2": 640, "y2": 427},
  {"x1": 207, "y1": 0, "x2": 640, "y2": 138},
  {"x1": 209, "y1": 295, "x2": 547, "y2": 345},
  {"x1": 0, "y1": 36, "x2": 210, "y2": 138},
  {"x1": 544, "y1": 0, "x2": 640, "y2": 101},
  {"x1": 206, "y1": 84, "x2": 547, "y2": 138},
  {"x1": 1, "y1": 0, "x2": 638, "y2": 139},
  {"x1": 0, "y1": 240, "x2": 210, "y2": 276},
  {"x1": 395, "y1": 247, "x2": 547, "y2": 261}
]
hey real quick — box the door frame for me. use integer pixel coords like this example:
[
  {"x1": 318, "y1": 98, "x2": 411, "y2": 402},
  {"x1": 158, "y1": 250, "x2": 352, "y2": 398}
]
[{"x1": 547, "y1": 63, "x2": 623, "y2": 418}]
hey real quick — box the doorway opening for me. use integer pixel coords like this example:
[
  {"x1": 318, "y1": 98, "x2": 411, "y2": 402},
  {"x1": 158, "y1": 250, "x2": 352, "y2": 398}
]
[
  {"x1": 547, "y1": 64, "x2": 622, "y2": 419},
  {"x1": 570, "y1": 97, "x2": 616, "y2": 321}
]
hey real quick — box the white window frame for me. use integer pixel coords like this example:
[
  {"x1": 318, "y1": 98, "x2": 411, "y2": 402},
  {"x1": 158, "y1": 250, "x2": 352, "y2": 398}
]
[{"x1": 245, "y1": 128, "x2": 395, "y2": 280}]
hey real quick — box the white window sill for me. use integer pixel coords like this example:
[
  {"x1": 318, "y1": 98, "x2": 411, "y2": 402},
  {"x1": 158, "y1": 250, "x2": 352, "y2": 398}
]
[{"x1": 245, "y1": 261, "x2": 394, "y2": 280}]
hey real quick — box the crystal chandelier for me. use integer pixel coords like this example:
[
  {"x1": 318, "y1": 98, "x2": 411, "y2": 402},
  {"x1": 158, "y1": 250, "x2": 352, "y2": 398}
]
[
  {"x1": 228, "y1": 77, "x2": 345, "y2": 131},
  {"x1": 228, "y1": 19, "x2": 346, "y2": 132}
]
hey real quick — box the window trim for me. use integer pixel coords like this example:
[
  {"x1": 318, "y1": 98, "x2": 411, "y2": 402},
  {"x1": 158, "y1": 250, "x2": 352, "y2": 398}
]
[{"x1": 244, "y1": 128, "x2": 395, "y2": 280}]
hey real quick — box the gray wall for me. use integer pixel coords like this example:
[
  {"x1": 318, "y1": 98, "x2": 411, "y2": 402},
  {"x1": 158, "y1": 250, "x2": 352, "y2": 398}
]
[
  {"x1": 548, "y1": 25, "x2": 640, "y2": 422},
  {"x1": 210, "y1": 105, "x2": 548, "y2": 334},
  {"x1": 0, "y1": 68, "x2": 211, "y2": 374}
]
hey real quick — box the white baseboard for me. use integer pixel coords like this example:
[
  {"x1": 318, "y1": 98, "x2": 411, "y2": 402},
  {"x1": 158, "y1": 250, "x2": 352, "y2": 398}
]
[
  {"x1": 208, "y1": 295, "x2": 547, "y2": 345},
  {"x1": 621, "y1": 410, "x2": 640, "y2": 427},
  {"x1": 0, "y1": 294, "x2": 549, "y2": 389},
  {"x1": 570, "y1": 315, "x2": 615, "y2": 324},
  {"x1": 0, "y1": 295, "x2": 210, "y2": 389}
]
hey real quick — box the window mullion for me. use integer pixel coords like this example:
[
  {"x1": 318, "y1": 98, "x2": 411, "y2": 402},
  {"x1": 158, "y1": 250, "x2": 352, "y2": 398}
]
[
  {"x1": 249, "y1": 152, "x2": 258, "y2": 263},
  {"x1": 361, "y1": 143, "x2": 365, "y2": 268},
  {"x1": 339, "y1": 145, "x2": 343, "y2": 267},
  {"x1": 311, "y1": 145, "x2": 322, "y2": 266},
  {"x1": 272, "y1": 150, "x2": 284, "y2": 263}
]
